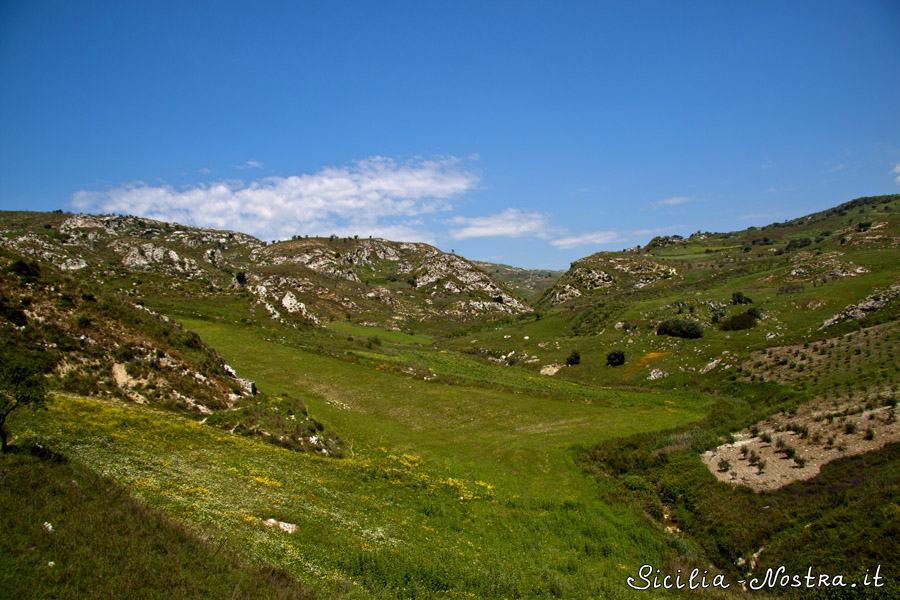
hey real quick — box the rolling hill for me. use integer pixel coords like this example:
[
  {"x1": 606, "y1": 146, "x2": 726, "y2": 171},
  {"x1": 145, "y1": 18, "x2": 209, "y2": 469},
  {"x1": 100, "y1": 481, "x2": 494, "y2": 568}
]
[{"x1": 2, "y1": 194, "x2": 899, "y2": 599}]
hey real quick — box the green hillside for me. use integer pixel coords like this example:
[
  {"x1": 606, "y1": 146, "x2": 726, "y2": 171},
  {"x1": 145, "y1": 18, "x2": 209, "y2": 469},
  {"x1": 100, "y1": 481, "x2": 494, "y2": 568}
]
[{"x1": 2, "y1": 194, "x2": 899, "y2": 598}]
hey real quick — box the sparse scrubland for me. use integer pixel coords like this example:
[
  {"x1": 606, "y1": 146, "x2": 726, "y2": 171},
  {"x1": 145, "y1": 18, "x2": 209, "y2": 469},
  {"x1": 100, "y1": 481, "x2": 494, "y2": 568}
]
[{"x1": 2, "y1": 194, "x2": 900, "y2": 598}]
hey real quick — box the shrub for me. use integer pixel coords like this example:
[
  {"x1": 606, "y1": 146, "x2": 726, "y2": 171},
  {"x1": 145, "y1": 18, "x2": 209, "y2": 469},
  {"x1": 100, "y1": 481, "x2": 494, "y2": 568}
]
[
  {"x1": 0, "y1": 350, "x2": 49, "y2": 451},
  {"x1": 565, "y1": 350, "x2": 581, "y2": 366},
  {"x1": 657, "y1": 319, "x2": 703, "y2": 339},
  {"x1": 719, "y1": 311, "x2": 758, "y2": 331},
  {"x1": 731, "y1": 291, "x2": 752, "y2": 305},
  {"x1": 0, "y1": 297, "x2": 27, "y2": 327},
  {"x1": 748, "y1": 450, "x2": 760, "y2": 466},
  {"x1": 622, "y1": 475, "x2": 650, "y2": 492},
  {"x1": 717, "y1": 458, "x2": 731, "y2": 473},
  {"x1": 6, "y1": 259, "x2": 41, "y2": 282},
  {"x1": 785, "y1": 237, "x2": 812, "y2": 252},
  {"x1": 605, "y1": 350, "x2": 625, "y2": 367}
]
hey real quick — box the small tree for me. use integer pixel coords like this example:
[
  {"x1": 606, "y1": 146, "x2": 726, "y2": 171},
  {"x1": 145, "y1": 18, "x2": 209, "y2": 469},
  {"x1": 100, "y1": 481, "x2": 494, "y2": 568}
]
[
  {"x1": 566, "y1": 350, "x2": 581, "y2": 366},
  {"x1": 0, "y1": 356, "x2": 47, "y2": 452},
  {"x1": 657, "y1": 319, "x2": 703, "y2": 339},
  {"x1": 731, "y1": 291, "x2": 752, "y2": 305},
  {"x1": 606, "y1": 350, "x2": 625, "y2": 367},
  {"x1": 719, "y1": 310, "x2": 758, "y2": 331}
]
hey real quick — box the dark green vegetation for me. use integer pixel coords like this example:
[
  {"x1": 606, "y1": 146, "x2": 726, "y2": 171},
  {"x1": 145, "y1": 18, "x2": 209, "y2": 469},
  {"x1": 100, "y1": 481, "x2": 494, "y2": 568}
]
[
  {"x1": 657, "y1": 318, "x2": 704, "y2": 339},
  {"x1": 1, "y1": 193, "x2": 899, "y2": 598},
  {"x1": 718, "y1": 308, "x2": 760, "y2": 332},
  {"x1": 606, "y1": 349, "x2": 625, "y2": 367},
  {"x1": 0, "y1": 341, "x2": 47, "y2": 452},
  {"x1": 0, "y1": 449, "x2": 316, "y2": 599}
]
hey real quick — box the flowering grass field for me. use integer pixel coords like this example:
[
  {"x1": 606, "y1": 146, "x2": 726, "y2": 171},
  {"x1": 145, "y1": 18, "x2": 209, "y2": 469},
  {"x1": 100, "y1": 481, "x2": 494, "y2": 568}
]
[{"x1": 13, "y1": 318, "x2": 712, "y2": 599}]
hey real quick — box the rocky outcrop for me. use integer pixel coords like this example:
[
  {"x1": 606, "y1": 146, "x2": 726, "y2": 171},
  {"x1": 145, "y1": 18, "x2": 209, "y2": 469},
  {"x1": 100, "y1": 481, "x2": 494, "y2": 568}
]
[
  {"x1": 281, "y1": 291, "x2": 320, "y2": 325},
  {"x1": 820, "y1": 283, "x2": 900, "y2": 329},
  {"x1": 410, "y1": 250, "x2": 530, "y2": 312},
  {"x1": 543, "y1": 254, "x2": 679, "y2": 306},
  {"x1": 110, "y1": 240, "x2": 205, "y2": 278},
  {"x1": 787, "y1": 251, "x2": 869, "y2": 282},
  {"x1": 248, "y1": 237, "x2": 531, "y2": 322}
]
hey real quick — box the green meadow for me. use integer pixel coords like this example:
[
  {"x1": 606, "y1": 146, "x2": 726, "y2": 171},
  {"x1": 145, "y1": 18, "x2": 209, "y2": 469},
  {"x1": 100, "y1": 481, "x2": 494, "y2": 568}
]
[{"x1": 13, "y1": 318, "x2": 711, "y2": 599}]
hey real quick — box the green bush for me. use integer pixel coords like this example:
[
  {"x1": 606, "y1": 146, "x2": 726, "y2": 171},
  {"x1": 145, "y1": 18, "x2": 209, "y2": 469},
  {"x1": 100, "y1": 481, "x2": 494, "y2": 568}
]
[
  {"x1": 605, "y1": 350, "x2": 625, "y2": 367},
  {"x1": 6, "y1": 259, "x2": 41, "y2": 282},
  {"x1": 622, "y1": 474, "x2": 651, "y2": 492},
  {"x1": 565, "y1": 350, "x2": 581, "y2": 366},
  {"x1": 0, "y1": 296, "x2": 27, "y2": 327},
  {"x1": 731, "y1": 291, "x2": 752, "y2": 305},
  {"x1": 785, "y1": 237, "x2": 812, "y2": 251},
  {"x1": 719, "y1": 310, "x2": 758, "y2": 331},
  {"x1": 656, "y1": 319, "x2": 703, "y2": 339}
]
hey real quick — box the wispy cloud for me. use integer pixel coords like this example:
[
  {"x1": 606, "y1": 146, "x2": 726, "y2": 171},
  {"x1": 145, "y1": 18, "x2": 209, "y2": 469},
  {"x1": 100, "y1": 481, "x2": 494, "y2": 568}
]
[
  {"x1": 892, "y1": 163, "x2": 900, "y2": 185},
  {"x1": 550, "y1": 230, "x2": 620, "y2": 249},
  {"x1": 829, "y1": 163, "x2": 848, "y2": 172},
  {"x1": 448, "y1": 208, "x2": 551, "y2": 240},
  {"x1": 653, "y1": 196, "x2": 691, "y2": 206},
  {"x1": 568, "y1": 186, "x2": 591, "y2": 197},
  {"x1": 235, "y1": 160, "x2": 263, "y2": 169},
  {"x1": 72, "y1": 156, "x2": 478, "y2": 242}
]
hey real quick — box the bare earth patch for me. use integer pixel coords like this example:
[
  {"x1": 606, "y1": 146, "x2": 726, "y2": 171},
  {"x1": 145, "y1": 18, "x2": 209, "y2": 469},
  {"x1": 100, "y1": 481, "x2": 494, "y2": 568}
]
[{"x1": 703, "y1": 396, "x2": 900, "y2": 491}]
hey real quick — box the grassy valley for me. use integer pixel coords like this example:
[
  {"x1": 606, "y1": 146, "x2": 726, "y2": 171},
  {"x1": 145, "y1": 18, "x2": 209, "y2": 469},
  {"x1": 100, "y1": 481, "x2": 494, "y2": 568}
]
[{"x1": 2, "y1": 195, "x2": 899, "y2": 598}]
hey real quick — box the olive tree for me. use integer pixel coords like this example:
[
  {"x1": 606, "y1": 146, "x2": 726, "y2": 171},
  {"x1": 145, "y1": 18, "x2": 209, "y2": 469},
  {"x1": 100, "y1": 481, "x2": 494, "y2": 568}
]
[{"x1": 0, "y1": 355, "x2": 47, "y2": 453}]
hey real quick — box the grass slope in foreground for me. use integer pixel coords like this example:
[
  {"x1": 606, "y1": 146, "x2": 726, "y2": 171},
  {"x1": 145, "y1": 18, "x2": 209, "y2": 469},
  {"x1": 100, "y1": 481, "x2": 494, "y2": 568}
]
[
  {"x1": 15, "y1": 319, "x2": 711, "y2": 599},
  {"x1": 0, "y1": 449, "x2": 315, "y2": 600}
]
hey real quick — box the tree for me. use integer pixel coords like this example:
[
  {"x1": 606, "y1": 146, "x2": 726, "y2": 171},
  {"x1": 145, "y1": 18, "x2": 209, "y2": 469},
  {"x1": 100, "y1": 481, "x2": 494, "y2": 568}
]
[
  {"x1": 719, "y1": 310, "x2": 758, "y2": 331},
  {"x1": 565, "y1": 350, "x2": 581, "y2": 366},
  {"x1": 0, "y1": 355, "x2": 47, "y2": 452},
  {"x1": 606, "y1": 350, "x2": 625, "y2": 367},
  {"x1": 656, "y1": 319, "x2": 703, "y2": 339}
]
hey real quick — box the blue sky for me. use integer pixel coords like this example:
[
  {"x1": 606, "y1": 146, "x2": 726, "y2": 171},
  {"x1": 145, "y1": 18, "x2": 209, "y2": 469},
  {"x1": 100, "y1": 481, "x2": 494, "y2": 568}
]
[{"x1": 1, "y1": 1, "x2": 899, "y2": 269}]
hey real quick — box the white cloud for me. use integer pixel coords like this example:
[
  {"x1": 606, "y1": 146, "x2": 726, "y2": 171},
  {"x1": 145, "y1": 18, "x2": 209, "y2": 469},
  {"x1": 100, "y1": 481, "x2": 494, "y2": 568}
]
[
  {"x1": 448, "y1": 208, "x2": 551, "y2": 240},
  {"x1": 71, "y1": 156, "x2": 477, "y2": 242},
  {"x1": 550, "y1": 230, "x2": 620, "y2": 249},
  {"x1": 235, "y1": 160, "x2": 263, "y2": 169},
  {"x1": 892, "y1": 163, "x2": 900, "y2": 185},
  {"x1": 654, "y1": 196, "x2": 691, "y2": 206}
]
